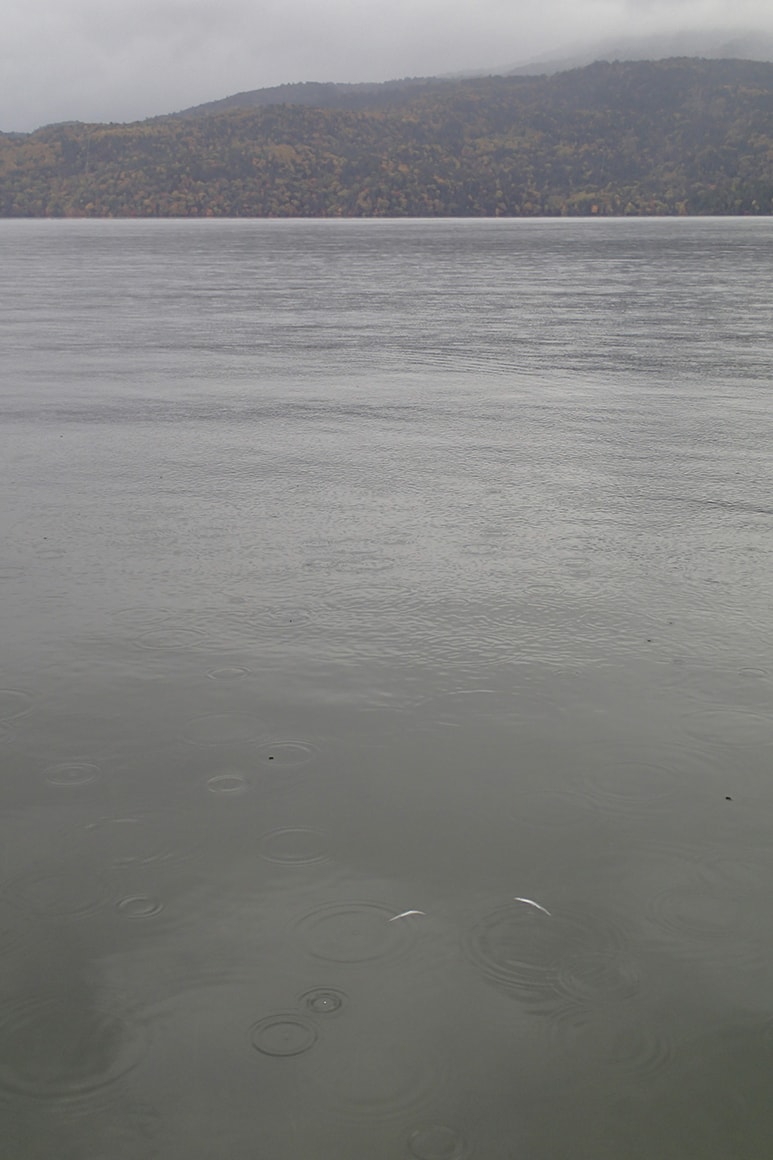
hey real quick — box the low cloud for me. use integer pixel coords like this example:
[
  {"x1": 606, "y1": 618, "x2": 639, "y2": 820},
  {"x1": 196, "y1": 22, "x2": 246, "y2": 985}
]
[{"x1": 3, "y1": 0, "x2": 773, "y2": 131}]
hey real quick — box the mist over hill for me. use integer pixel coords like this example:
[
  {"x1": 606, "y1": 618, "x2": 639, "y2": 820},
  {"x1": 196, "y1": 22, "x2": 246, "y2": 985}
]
[
  {"x1": 502, "y1": 25, "x2": 773, "y2": 76},
  {"x1": 172, "y1": 26, "x2": 773, "y2": 119},
  {"x1": 2, "y1": 57, "x2": 773, "y2": 217}
]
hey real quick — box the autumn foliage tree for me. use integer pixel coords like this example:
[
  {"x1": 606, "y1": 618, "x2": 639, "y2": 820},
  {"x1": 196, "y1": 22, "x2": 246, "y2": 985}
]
[{"x1": 2, "y1": 59, "x2": 773, "y2": 217}]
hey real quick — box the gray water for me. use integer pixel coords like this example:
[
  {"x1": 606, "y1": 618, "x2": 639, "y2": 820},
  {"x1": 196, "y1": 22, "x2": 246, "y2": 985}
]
[{"x1": 1, "y1": 217, "x2": 772, "y2": 1159}]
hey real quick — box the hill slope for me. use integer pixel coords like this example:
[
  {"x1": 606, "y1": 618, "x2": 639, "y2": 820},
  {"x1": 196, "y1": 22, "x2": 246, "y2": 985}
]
[{"x1": 2, "y1": 58, "x2": 773, "y2": 217}]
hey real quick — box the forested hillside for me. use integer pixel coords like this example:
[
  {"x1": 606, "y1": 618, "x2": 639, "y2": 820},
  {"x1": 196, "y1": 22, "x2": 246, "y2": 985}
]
[{"x1": 2, "y1": 58, "x2": 773, "y2": 217}]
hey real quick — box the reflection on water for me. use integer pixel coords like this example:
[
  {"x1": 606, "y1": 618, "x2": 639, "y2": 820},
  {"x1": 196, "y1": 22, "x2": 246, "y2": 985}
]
[{"x1": 1, "y1": 217, "x2": 773, "y2": 1157}]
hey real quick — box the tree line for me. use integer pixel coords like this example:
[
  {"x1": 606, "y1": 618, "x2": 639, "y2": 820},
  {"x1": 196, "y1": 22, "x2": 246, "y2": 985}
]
[{"x1": 2, "y1": 58, "x2": 773, "y2": 217}]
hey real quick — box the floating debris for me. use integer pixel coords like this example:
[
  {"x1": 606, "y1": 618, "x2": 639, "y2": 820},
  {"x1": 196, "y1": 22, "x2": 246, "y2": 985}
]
[{"x1": 513, "y1": 897, "x2": 552, "y2": 917}]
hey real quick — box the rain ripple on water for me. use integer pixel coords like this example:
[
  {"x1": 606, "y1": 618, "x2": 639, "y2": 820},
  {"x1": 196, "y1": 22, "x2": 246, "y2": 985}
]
[
  {"x1": 301, "y1": 1037, "x2": 447, "y2": 1125},
  {"x1": 181, "y1": 713, "x2": 265, "y2": 747},
  {"x1": 250, "y1": 1013, "x2": 319, "y2": 1057},
  {"x1": 0, "y1": 690, "x2": 32, "y2": 721},
  {"x1": 295, "y1": 901, "x2": 416, "y2": 964},
  {"x1": 299, "y1": 988, "x2": 348, "y2": 1016},
  {"x1": 43, "y1": 761, "x2": 101, "y2": 788},
  {"x1": 75, "y1": 813, "x2": 186, "y2": 870},
  {"x1": 464, "y1": 898, "x2": 634, "y2": 1007},
  {"x1": 547, "y1": 1000, "x2": 674, "y2": 1081},
  {"x1": 204, "y1": 770, "x2": 252, "y2": 796},
  {"x1": 0, "y1": 995, "x2": 147, "y2": 1103},
  {"x1": 260, "y1": 828, "x2": 330, "y2": 865},
  {"x1": 407, "y1": 1123, "x2": 468, "y2": 1160}
]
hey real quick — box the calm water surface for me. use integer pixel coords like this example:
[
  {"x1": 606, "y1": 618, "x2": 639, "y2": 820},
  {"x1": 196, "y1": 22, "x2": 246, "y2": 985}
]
[{"x1": 1, "y1": 218, "x2": 772, "y2": 1158}]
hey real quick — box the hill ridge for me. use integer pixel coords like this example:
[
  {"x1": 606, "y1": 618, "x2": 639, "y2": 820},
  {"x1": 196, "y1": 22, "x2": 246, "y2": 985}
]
[{"x1": 2, "y1": 58, "x2": 772, "y2": 217}]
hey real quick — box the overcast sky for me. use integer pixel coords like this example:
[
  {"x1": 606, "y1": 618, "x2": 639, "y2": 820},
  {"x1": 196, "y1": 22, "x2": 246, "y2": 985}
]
[{"x1": 4, "y1": 0, "x2": 773, "y2": 132}]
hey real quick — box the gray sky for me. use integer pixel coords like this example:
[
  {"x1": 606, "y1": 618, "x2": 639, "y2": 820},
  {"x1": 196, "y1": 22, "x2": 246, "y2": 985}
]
[{"x1": 3, "y1": 0, "x2": 773, "y2": 132}]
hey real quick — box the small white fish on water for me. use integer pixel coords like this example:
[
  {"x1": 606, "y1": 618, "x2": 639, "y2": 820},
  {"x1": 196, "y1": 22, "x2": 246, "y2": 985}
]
[
  {"x1": 513, "y1": 897, "x2": 551, "y2": 917},
  {"x1": 388, "y1": 910, "x2": 427, "y2": 922}
]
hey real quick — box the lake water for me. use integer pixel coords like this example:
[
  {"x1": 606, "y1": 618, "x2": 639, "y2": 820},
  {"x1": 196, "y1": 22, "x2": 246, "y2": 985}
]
[{"x1": 1, "y1": 217, "x2": 772, "y2": 1158}]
